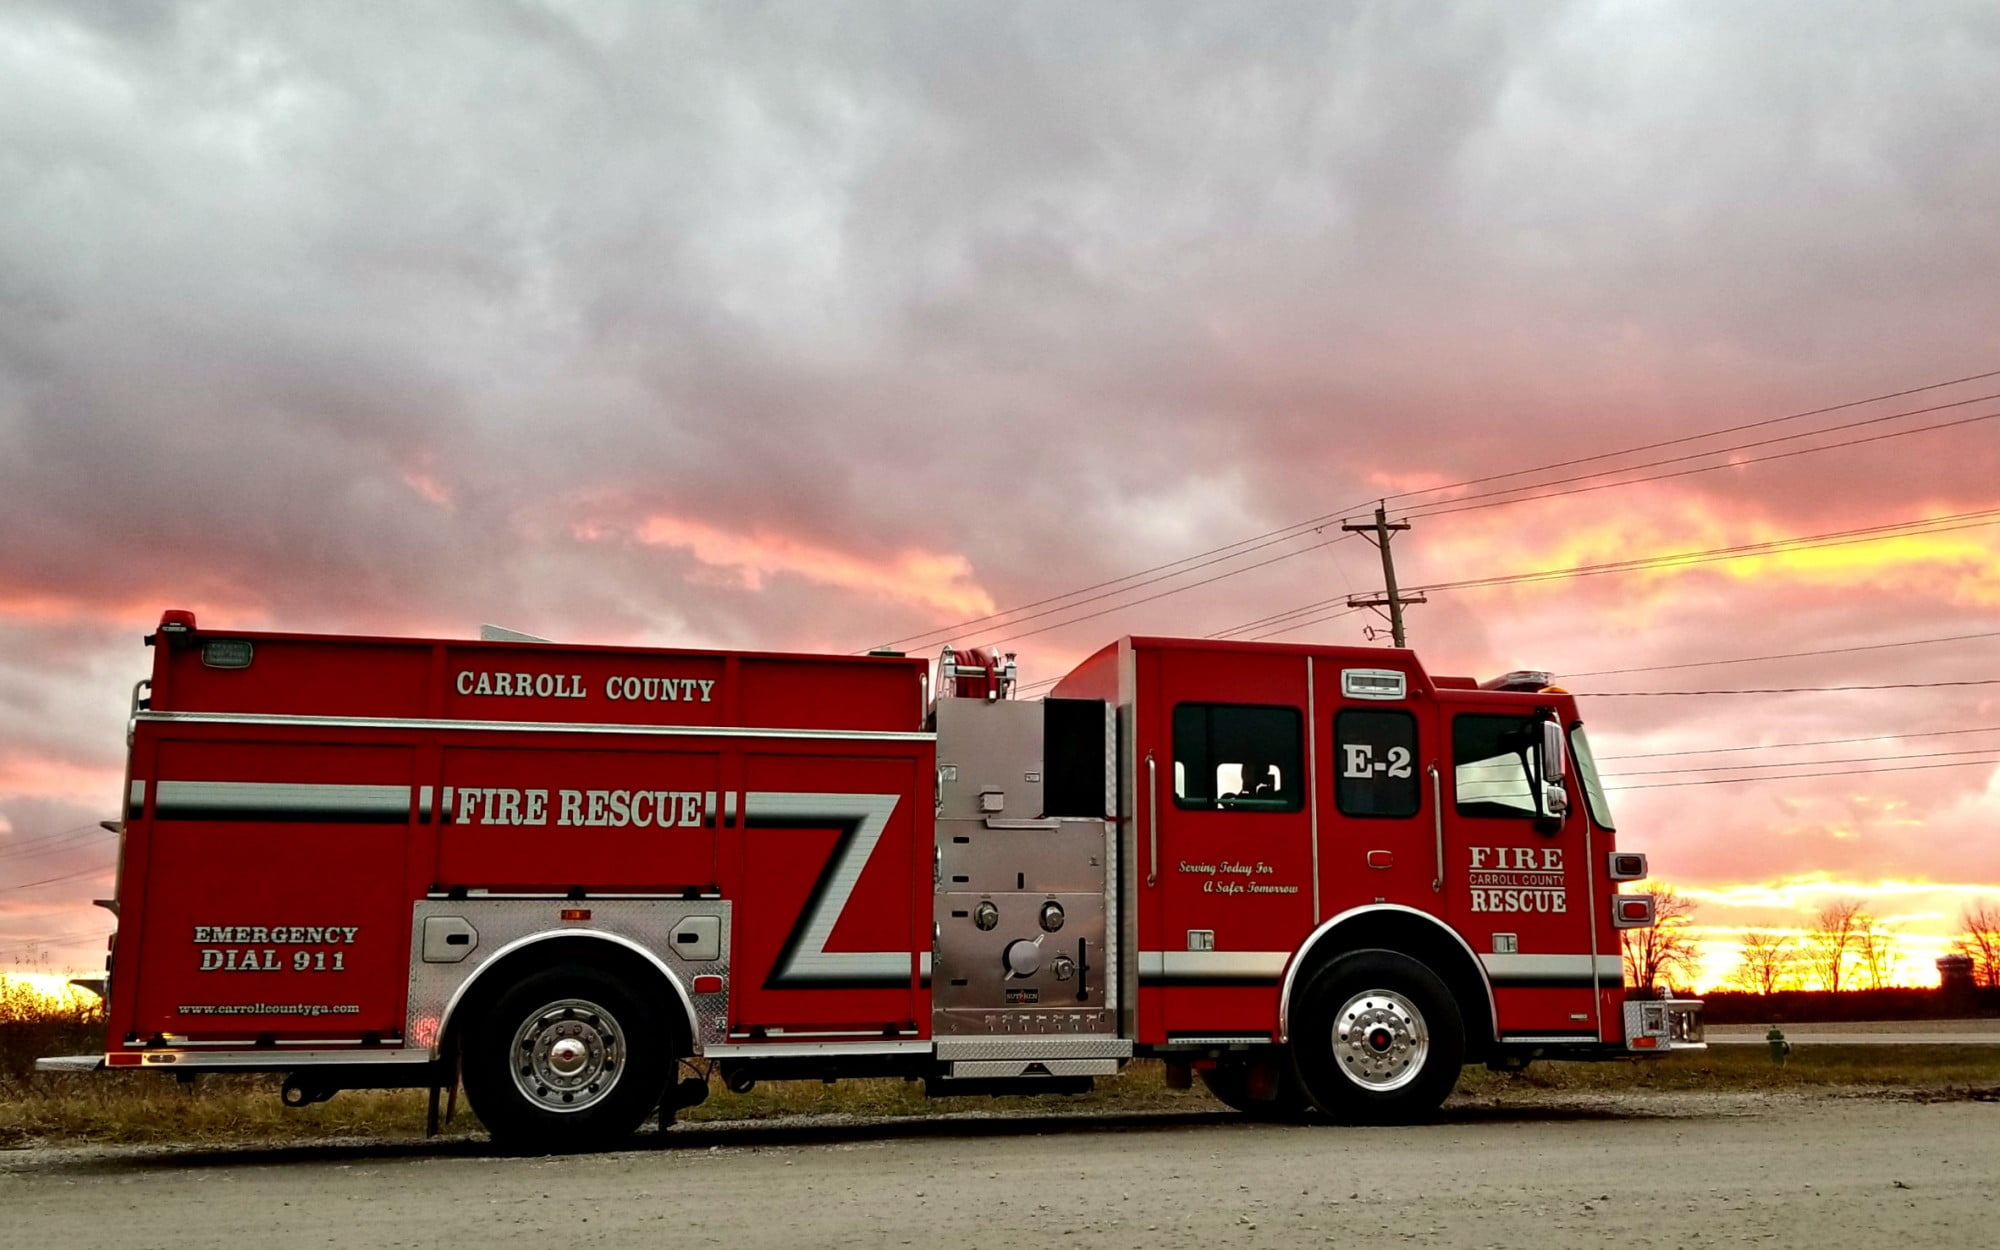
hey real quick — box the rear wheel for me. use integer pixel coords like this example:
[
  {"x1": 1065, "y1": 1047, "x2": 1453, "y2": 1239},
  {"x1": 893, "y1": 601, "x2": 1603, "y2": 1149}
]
[
  {"x1": 1291, "y1": 950, "x2": 1463, "y2": 1124},
  {"x1": 461, "y1": 962, "x2": 673, "y2": 1151}
]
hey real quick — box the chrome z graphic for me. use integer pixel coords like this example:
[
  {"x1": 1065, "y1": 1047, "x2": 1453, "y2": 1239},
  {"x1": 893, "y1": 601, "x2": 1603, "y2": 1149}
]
[{"x1": 744, "y1": 792, "x2": 914, "y2": 989}]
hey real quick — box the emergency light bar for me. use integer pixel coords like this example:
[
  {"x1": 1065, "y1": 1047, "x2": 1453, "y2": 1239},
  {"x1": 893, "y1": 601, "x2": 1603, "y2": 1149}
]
[{"x1": 1481, "y1": 670, "x2": 1555, "y2": 692}]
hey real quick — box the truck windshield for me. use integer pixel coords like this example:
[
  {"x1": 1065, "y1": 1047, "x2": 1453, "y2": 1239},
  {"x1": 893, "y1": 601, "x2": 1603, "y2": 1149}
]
[{"x1": 1568, "y1": 723, "x2": 1616, "y2": 830}]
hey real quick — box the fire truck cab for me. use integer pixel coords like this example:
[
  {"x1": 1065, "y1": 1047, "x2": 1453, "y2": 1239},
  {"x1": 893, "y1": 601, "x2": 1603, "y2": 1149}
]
[{"x1": 42, "y1": 611, "x2": 1701, "y2": 1148}]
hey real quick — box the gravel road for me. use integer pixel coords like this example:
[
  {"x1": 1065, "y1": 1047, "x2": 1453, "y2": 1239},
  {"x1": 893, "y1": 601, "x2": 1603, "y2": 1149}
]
[{"x1": 3, "y1": 1093, "x2": 1995, "y2": 1249}]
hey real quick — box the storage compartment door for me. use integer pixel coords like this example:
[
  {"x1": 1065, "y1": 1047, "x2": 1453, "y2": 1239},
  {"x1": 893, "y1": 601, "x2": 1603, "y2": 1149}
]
[{"x1": 129, "y1": 740, "x2": 419, "y2": 1042}]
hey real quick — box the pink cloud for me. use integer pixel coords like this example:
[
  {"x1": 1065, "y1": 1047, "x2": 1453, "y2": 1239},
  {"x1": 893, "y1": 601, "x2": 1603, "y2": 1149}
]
[{"x1": 607, "y1": 513, "x2": 998, "y2": 620}]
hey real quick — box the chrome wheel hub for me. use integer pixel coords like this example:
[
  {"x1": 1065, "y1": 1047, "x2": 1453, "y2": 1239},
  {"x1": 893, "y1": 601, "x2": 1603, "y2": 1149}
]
[
  {"x1": 510, "y1": 998, "x2": 623, "y2": 1113},
  {"x1": 1332, "y1": 989, "x2": 1429, "y2": 1091}
]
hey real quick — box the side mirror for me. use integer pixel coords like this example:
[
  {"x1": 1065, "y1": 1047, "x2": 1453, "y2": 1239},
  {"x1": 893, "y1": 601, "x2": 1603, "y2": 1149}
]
[
  {"x1": 1540, "y1": 719, "x2": 1567, "y2": 785},
  {"x1": 1537, "y1": 719, "x2": 1568, "y2": 831}
]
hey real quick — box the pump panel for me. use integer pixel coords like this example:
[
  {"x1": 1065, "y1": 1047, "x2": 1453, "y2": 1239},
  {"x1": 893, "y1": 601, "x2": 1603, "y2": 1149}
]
[{"x1": 931, "y1": 699, "x2": 1116, "y2": 1037}]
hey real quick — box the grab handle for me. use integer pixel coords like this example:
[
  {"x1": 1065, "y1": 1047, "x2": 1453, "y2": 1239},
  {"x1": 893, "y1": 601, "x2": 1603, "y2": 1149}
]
[
  {"x1": 1146, "y1": 750, "x2": 1160, "y2": 887},
  {"x1": 1429, "y1": 762, "x2": 1445, "y2": 893}
]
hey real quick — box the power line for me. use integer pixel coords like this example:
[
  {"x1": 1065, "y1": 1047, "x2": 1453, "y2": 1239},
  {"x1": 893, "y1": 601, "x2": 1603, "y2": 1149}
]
[
  {"x1": 0, "y1": 823, "x2": 108, "y2": 857},
  {"x1": 0, "y1": 827, "x2": 112, "y2": 863},
  {"x1": 1605, "y1": 756, "x2": 2000, "y2": 791},
  {"x1": 909, "y1": 531, "x2": 1359, "y2": 654},
  {"x1": 1210, "y1": 599, "x2": 1337, "y2": 638},
  {"x1": 1202, "y1": 506, "x2": 2000, "y2": 643},
  {"x1": 947, "y1": 403, "x2": 1991, "y2": 650},
  {"x1": 1382, "y1": 367, "x2": 2000, "y2": 512},
  {"x1": 868, "y1": 367, "x2": 1999, "y2": 652},
  {"x1": 974, "y1": 534, "x2": 1353, "y2": 650},
  {"x1": 1563, "y1": 629, "x2": 2000, "y2": 678},
  {"x1": 1605, "y1": 746, "x2": 2000, "y2": 777},
  {"x1": 1008, "y1": 604, "x2": 1368, "y2": 692},
  {"x1": 1249, "y1": 606, "x2": 1368, "y2": 641},
  {"x1": 5, "y1": 865, "x2": 112, "y2": 891},
  {"x1": 1597, "y1": 724, "x2": 2000, "y2": 761},
  {"x1": 1588, "y1": 679, "x2": 2000, "y2": 697},
  {"x1": 0, "y1": 929, "x2": 109, "y2": 962},
  {"x1": 1408, "y1": 508, "x2": 2000, "y2": 594},
  {"x1": 1403, "y1": 400, "x2": 2000, "y2": 522}
]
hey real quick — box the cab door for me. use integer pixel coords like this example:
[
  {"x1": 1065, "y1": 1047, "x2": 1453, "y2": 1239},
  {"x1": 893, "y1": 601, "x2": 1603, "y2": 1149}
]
[
  {"x1": 1440, "y1": 706, "x2": 1606, "y2": 1038},
  {"x1": 1311, "y1": 661, "x2": 1434, "y2": 918},
  {"x1": 1139, "y1": 646, "x2": 1315, "y2": 1042}
]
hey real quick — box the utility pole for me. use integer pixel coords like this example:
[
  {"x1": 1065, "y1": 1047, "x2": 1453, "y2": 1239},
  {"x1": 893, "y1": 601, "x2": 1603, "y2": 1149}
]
[{"x1": 1342, "y1": 502, "x2": 1425, "y2": 647}]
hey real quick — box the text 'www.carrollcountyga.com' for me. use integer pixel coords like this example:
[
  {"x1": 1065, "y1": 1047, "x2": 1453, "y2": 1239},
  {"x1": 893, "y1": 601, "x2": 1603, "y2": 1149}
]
[{"x1": 176, "y1": 1003, "x2": 360, "y2": 1016}]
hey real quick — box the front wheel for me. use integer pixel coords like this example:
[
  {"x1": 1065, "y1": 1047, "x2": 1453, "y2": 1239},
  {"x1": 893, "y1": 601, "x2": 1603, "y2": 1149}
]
[
  {"x1": 1291, "y1": 950, "x2": 1464, "y2": 1124},
  {"x1": 461, "y1": 962, "x2": 673, "y2": 1151}
]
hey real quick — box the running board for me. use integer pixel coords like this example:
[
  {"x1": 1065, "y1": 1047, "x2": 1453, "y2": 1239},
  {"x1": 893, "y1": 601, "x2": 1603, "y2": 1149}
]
[
  {"x1": 944, "y1": 1057, "x2": 1121, "y2": 1079},
  {"x1": 934, "y1": 1036, "x2": 1131, "y2": 1062}
]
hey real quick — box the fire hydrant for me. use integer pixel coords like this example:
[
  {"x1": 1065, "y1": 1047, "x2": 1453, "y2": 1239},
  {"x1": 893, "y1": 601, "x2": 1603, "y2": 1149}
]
[{"x1": 1766, "y1": 1026, "x2": 1791, "y2": 1066}]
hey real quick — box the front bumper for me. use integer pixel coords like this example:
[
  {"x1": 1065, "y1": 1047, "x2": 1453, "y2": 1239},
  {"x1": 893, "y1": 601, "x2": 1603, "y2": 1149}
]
[{"x1": 1623, "y1": 998, "x2": 1705, "y2": 1052}]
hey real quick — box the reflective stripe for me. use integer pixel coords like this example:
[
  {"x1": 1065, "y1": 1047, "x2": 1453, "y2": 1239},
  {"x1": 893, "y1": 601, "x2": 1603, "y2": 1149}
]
[
  {"x1": 1481, "y1": 953, "x2": 1623, "y2": 982},
  {"x1": 1138, "y1": 950, "x2": 1289, "y2": 982},
  {"x1": 155, "y1": 781, "x2": 411, "y2": 820},
  {"x1": 706, "y1": 1040, "x2": 930, "y2": 1059},
  {"x1": 744, "y1": 792, "x2": 910, "y2": 986},
  {"x1": 138, "y1": 710, "x2": 932, "y2": 743}
]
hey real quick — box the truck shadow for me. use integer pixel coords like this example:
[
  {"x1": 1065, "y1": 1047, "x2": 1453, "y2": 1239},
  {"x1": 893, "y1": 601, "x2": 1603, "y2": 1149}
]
[{"x1": 16, "y1": 1101, "x2": 1689, "y2": 1176}]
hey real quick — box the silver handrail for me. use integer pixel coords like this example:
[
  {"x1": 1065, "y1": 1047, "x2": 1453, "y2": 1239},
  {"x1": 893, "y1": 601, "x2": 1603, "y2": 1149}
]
[
  {"x1": 1429, "y1": 762, "x2": 1444, "y2": 893},
  {"x1": 1146, "y1": 750, "x2": 1159, "y2": 886}
]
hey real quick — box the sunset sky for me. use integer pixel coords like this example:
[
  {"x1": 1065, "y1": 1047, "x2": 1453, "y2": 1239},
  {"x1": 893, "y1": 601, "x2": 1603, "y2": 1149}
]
[{"x1": 3, "y1": 2, "x2": 1996, "y2": 991}]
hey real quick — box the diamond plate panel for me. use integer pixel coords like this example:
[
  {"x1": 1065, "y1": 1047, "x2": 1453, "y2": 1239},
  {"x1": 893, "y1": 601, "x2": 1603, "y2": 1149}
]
[
  {"x1": 944, "y1": 1057, "x2": 1121, "y2": 1078},
  {"x1": 933, "y1": 1036, "x2": 1132, "y2": 1061},
  {"x1": 406, "y1": 897, "x2": 730, "y2": 1056}
]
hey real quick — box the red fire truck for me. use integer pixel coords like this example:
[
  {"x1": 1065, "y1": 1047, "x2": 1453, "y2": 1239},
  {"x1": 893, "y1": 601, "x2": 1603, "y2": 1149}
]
[{"x1": 40, "y1": 610, "x2": 1700, "y2": 1147}]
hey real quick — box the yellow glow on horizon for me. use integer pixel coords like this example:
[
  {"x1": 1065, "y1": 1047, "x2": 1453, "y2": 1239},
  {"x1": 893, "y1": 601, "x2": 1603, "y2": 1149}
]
[
  {"x1": 1415, "y1": 491, "x2": 2000, "y2": 614},
  {"x1": 0, "y1": 972, "x2": 101, "y2": 1009},
  {"x1": 1712, "y1": 530, "x2": 1999, "y2": 601},
  {"x1": 1630, "y1": 873, "x2": 1998, "y2": 992},
  {"x1": 1683, "y1": 924, "x2": 1954, "y2": 994},
  {"x1": 1677, "y1": 875, "x2": 2000, "y2": 909}
]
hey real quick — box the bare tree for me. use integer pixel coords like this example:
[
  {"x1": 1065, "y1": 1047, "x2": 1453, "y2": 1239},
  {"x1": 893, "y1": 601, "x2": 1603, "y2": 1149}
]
[
  {"x1": 1807, "y1": 898, "x2": 1865, "y2": 992},
  {"x1": 1728, "y1": 928, "x2": 1799, "y2": 995},
  {"x1": 1854, "y1": 912, "x2": 1894, "y2": 990},
  {"x1": 1954, "y1": 899, "x2": 2000, "y2": 989},
  {"x1": 1621, "y1": 884, "x2": 1701, "y2": 996}
]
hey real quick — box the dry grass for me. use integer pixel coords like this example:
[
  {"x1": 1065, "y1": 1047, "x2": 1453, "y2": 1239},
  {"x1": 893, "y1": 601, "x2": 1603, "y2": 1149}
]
[
  {"x1": 1458, "y1": 1045, "x2": 2000, "y2": 1095},
  {"x1": 6, "y1": 979, "x2": 1997, "y2": 1150}
]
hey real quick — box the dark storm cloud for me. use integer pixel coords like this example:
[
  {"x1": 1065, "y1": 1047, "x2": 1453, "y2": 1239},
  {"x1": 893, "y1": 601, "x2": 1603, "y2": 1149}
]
[{"x1": 4, "y1": 2, "x2": 1994, "y2": 647}]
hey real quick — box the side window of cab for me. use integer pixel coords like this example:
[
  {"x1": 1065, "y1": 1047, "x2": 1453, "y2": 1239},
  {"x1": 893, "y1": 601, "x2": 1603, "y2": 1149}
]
[
  {"x1": 1452, "y1": 713, "x2": 1542, "y2": 818},
  {"x1": 1171, "y1": 703, "x2": 1303, "y2": 812}
]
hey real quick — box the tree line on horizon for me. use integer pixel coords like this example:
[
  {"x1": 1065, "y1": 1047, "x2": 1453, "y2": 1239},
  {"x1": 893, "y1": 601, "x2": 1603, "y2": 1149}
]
[{"x1": 1622, "y1": 888, "x2": 2000, "y2": 997}]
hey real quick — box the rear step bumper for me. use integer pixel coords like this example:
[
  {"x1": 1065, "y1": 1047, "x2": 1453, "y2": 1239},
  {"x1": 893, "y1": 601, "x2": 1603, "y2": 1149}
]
[
  {"x1": 1624, "y1": 998, "x2": 1705, "y2": 1052},
  {"x1": 39, "y1": 1048, "x2": 433, "y2": 1073}
]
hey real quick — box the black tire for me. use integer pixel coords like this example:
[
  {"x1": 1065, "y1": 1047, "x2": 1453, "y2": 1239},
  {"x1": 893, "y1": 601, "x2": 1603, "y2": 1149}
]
[
  {"x1": 1197, "y1": 1058, "x2": 1314, "y2": 1121},
  {"x1": 1291, "y1": 949, "x2": 1464, "y2": 1124},
  {"x1": 461, "y1": 961, "x2": 674, "y2": 1151}
]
